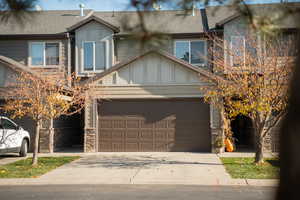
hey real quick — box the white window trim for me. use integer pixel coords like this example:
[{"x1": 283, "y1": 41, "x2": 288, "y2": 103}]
[
  {"x1": 28, "y1": 41, "x2": 61, "y2": 68},
  {"x1": 174, "y1": 39, "x2": 207, "y2": 66},
  {"x1": 82, "y1": 41, "x2": 107, "y2": 73},
  {"x1": 229, "y1": 36, "x2": 246, "y2": 67},
  {"x1": 82, "y1": 41, "x2": 96, "y2": 72}
]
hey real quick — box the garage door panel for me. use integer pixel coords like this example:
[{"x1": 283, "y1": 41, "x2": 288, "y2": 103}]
[
  {"x1": 125, "y1": 143, "x2": 139, "y2": 151},
  {"x1": 113, "y1": 120, "x2": 126, "y2": 128},
  {"x1": 140, "y1": 143, "x2": 154, "y2": 151},
  {"x1": 140, "y1": 131, "x2": 154, "y2": 140},
  {"x1": 127, "y1": 120, "x2": 139, "y2": 128},
  {"x1": 155, "y1": 143, "x2": 170, "y2": 151},
  {"x1": 98, "y1": 99, "x2": 211, "y2": 152},
  {"x1": 111, "y1": 131, "x2": 124, "y2": 141},
  {"x1": 99, "y1": 131, "x2": 112, "y2": 140},
  {"x1": 125, "y1": 131, "x2": 139, "y2": 140},
  {"x1": 141, "y1": 120, "x2": 154, "y2": 128},
  {"x1": 99, "y1": 120, "x2": 113, "y2": 128},
  {"x1": 99, "y1": 143, "x2": 112, "y2": 152}
]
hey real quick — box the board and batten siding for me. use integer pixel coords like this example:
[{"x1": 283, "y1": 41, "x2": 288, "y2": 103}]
[
  {"x1": 116, "y1": 38, "x2": 173, "y2": 63},
  {"x1": 91, "y1": 53, "x2": 211, "y2": 99},
  {"x1": 75, "y1": 21, "x2": 114, "y2": 76}
]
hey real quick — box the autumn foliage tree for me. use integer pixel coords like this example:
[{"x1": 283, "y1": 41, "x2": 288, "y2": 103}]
[
  {"x1": 204, "y1": 31, "x2": 296, "y2": 164},
  {"x1": 3, "y1": 72, "x2": 86, "y2": 166}
]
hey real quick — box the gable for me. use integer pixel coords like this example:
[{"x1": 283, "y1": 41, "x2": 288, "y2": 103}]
[
  {"x1": 93, "y1": 52, "x2": 209, "y2": 86},
  {"x1": 68, "y1": 16, "x2": 120, "y2": 33}
]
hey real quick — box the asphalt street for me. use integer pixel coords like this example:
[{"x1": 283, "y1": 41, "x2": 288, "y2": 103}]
[{"x1": 0, "y1": 185, "x2": 275, "y2": 200}]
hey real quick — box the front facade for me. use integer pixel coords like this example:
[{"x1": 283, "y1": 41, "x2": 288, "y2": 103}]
[{"x1": 0, "y1": 3, "x2": 297, "y2": 153}]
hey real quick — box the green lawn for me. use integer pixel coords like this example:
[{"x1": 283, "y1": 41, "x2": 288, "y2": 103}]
[
  {"x1": 221, "y1": 157, "x2": 279, "y2": 179},
  {"x1": 0, "y1": 156, "x2": 80, "y2": 178}
]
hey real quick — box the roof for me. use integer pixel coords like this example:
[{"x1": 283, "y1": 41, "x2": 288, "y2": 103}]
[
  {"x1": 215, "y1": 3, "x2": 300, "y2": 27},
  {"x1": 0, "y1": 55, "x2": 72, "y2": 91},
  {"x1": 0, "y1": 3, "x2": 299, "y2": 36},
  {"x1": 67, "y1": 15, "x2": 120, "y2": 33},
  {"x1": 0, "y1": 55, "x2": 36, "y2": 75},
  {"x1": 83, "y1": 50, "x2": 223, "y2": 85},
  {"x1": 0, "y1": 9, "x2": 94, "y2": 35},
  {"x1": 0, "y1": 7, "x2": 235, "y2": 36}
]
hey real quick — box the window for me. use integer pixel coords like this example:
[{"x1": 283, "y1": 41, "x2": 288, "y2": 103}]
[
  {"x1": 30, "y1": 42, "x2": 60, "y2": 66},
  {"x1": 83, "y1": 42, "x2": 95, "y2": 71},
  {"x1": 230, "y1": 36, "x2": 245, "y2": 67},
  {"x1": 265, "y1": 32, "x2": 297, "y2": 57},
  {"x1": 45, "y1": 43, "x2": 59, "y2": 65},
  {"x1": 1, "y1": 119, "x2": 17, "y2": 130},
  {"x1": 175, "y1": 40, "x2": 206, "y2": 65},
  {"x1": 83, "y1": 41, "x2": 107, "y2": 72}
]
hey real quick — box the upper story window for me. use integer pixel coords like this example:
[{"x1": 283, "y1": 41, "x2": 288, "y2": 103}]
[
  {"x1": 175, "y1": 40, "x2": 207, "y2": 66},
  {"x1": 265, "y1": 32, "x2": 297, "y2": 57},
  {"x1": 29, "y1": 42, "x2": 59, "y2": 66},
  {"x1": 83, "y1": 42, "x2": 95, "y2": 71},
  {"x1": 230, "y1": 36, "x2": 245, "y2": 67},
  {"x1": 82, "y1": 41, "x2": 106, "y2": 72}
]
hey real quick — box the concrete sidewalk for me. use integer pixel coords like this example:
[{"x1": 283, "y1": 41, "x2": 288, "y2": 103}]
[{"x1": 0, "y1": 152, "x2": 278, "y2": 187}]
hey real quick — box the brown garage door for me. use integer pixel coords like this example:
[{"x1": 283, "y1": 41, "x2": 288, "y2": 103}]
[{"x1": 98, "y1": 99, "x2": 211, "y2": 152}]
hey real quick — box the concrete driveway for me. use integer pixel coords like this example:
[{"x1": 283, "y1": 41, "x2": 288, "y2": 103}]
[{"x1": 37, "y1": 152, "x2": 236, "y2": 185}]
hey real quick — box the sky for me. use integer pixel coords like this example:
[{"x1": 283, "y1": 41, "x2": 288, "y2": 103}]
[{"x1": 37, "y1": 0, "x2": 298, "y2": 11}]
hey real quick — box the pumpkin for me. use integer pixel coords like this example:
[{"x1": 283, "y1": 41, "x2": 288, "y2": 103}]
[{"x1": 225, "y1": 138, "x2": 234, "y2": 152}]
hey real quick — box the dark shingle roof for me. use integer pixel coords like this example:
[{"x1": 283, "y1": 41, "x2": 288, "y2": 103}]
[
  {"x1": 0, "y1": 7, "x2": 235, "y2": 36},
  {"x1": 0, "y1": 3, "x2": 299, "y2": 36}
]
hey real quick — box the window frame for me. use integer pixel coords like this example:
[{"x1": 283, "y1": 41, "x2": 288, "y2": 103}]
[
  {"x1": 174, "y1": 39, "x2": 207, "y2": 66},
  {"x1": 229, "y1": 36, "x2": 246, "y2": 67},
  {"x1": 28, "y1": 41, "x2": 61, "y2": 68},
  {"x1": 263, "y1": 32, "x2": 297, "y2": 58},
  {"x1": 82, "y1": 41, "x2": 107, "y2": 73},
  {"x1": 82, "y1": 41, "x2": 96, "y2": 72}
]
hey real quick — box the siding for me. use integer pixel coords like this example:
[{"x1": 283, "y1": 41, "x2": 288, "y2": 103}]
[
  {"x1": 0, "y1": 40, "x2": 28, "y2": 65},
  {"x1": 89, "y1": 52, "x2": 211, "y2": 99},
  {"x1": 97, "y1": 53, "x2": 209, "y2": 86},
  {"x1": 0, "y1": 63, "x2": 15, "y2": 87},
  {"x1": 0, "y1": 39, "x2": 69, "y2": 81},
  {"x1": 115, "y1": 37, "x2": 173, "y2": 62}
]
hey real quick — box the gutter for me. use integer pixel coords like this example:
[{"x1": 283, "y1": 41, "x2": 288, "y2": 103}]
[
  {"x1": 67, "y1": 32, "x2": 72, "y2": 87},
  {"x1": 200, "y1": 8, "x2": 209, "y2": 32},
  {"x1": 0, "y1": 33, "x2": 68, "y2": 40}
]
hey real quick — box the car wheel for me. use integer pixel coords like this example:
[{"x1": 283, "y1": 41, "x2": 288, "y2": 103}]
[{"x1": 19, "y1": 139, "x2": 28, "y2": 157}]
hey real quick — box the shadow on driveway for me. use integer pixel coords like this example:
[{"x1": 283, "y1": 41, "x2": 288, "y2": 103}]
[{"x1": 71, "y1": 155, "x2": 222, "y2": 169}]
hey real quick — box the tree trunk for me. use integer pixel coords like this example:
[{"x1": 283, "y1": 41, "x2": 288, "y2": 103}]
[
  {"x1": 254, "y1": 128, "x2": 264, "y2": 164},
  {"x1": 255, "y1": 137, "x2": 264, "y2": 164},
  {"x1": 48, "y1": 118, "x2": 54, "y2": 153},
  {"x1": 48, "y1": 128, "x2": 54, "y2": 153},
  {"x1": 32, "y1": 120, "x2": 40, "y2": 166}
]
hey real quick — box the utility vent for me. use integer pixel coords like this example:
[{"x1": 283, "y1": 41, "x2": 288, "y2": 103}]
[
  {"x1": 35, "y1": 5, "x2": 42, "y2": 11},
  {"x1": 152, "y1": 3, "x2": 162, "y2": 10},
  {"x1": 79, "y1": 4, "x2": 85, "y2": 16}
]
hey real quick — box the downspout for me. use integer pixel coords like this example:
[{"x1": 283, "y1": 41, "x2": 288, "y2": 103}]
[
  {"x1": 67, "y1": 32, "x2": 71, "y2": 87},
  {"x1": 200, "y1": 8, "x2": 209, "y2": 32}
]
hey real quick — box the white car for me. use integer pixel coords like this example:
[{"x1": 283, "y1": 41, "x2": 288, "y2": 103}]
[{"x1": 0, "y1": 117, "x2": 30, "y2": 157}]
